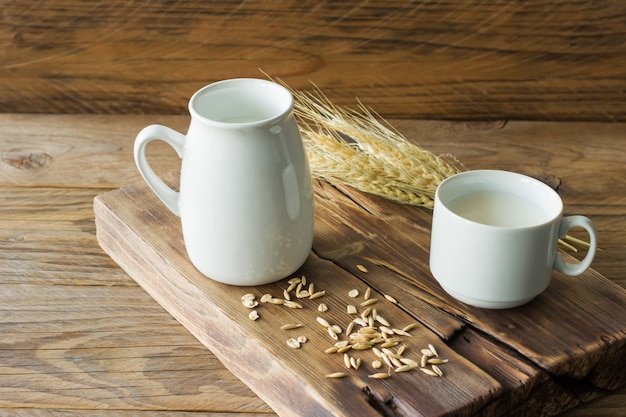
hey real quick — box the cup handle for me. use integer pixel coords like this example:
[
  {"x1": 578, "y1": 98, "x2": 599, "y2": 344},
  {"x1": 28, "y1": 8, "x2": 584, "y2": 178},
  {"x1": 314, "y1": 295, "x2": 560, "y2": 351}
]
[
  {"x1": 134, "y1": 124, "x2": 185, "y2": 216},
  {"x1": 554, "y1": 215, "x2": 598, "y2": 276}
]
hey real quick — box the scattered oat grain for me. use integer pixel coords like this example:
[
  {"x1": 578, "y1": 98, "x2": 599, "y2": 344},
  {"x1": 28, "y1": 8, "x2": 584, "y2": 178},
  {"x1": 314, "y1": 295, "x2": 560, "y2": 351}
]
[
  {"x1": 395, "y1": 365, "x2": 412, "y2": 373},
  {"x1": 379, "y1": 326, "x2": 394, "y2": 335},
  {"x1": 246, "y1": 274, "x2": 448, "y2": 383},
  {"x1": 286, "y1": 280, "x2": 299, "y2": 292},
  {"x1": 380, "y1": 352, "x2": 393, "y2": 368},
  {"x1": 380, "y1": 340, "x2": 399, "y2": 349},
  {"x1": 280, "y1": 323, "x2": 303, "y2": 330},
  {"x1": 421, "y1": 348, "x2": 435, "y2": 357},
  {"x1": 384, "y1": 294, "x2": 398, "y2": 304},
  {"x1": 390, "y1": 357, "x2": 403, "y2": 367},
  {"x1": 327, "y1": 326, "x2": 339, "y2": 340},
  {"x1": 284, "y1": 300, "x2": 303, "y2": 309},
  {"x1": 393, "y1": 328, "x2": 412, "y2": 337},
  {"x1": 316, "y1": 317, "x2": 330, "y2": 328},
  {"x1": 310, "y1": 290, "x2": 326, "y2": 300},
  {"x1": 337, "y1": 345, "x2": 352, "y2": 353},
  {"x1": 350, "y1": 356, "x2": 361, "y2": 369},
  {"x1": 402, "y1": 323, "x2": 418, "y2": 332},
  {"x1": 375, "y1": 315, "x2": 390, "y2": 326},
  {"x1": 356, "y1": 264, "x2": 369, "y2": 273},
  {"x1": 325, "y1": 346, "x2": 339, "y2": 354},
  {"x1": 360, "y1": 298, "x2": 378, "y2": 307},
  {"x1": 400, "y1": 358, "x2": 418, "y2": 368},
  {"x1": 353, "y1": 317, "x2": 367, "y2": 327},
  {"x1": 420, "y1": 368, "x2": 439, "y2": 377},
  {"x1": 428, "y1": 344, "x2": 438, "y2": 357},
  {"x1": 345, "y1": 320, "x2": 355, "y2": 336},
  {"x1": 287, "y1": 338, "x2": 301, "y2": 349}
]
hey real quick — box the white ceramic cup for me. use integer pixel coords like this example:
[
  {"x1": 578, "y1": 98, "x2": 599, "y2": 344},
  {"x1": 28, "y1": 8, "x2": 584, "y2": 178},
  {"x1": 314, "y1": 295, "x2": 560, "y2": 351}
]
[
  {"x1": 134, "y1": 78, "x2": 314, "y2": 286},
  {"x1": 429, "y1": 170, "x2": 597, "y2": 309}
]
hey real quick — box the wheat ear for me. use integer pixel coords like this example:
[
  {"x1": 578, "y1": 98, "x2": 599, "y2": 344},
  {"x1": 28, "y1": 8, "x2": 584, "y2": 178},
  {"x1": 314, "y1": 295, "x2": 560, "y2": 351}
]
[
  {"x1": 273, "y1": 78, "x2": 589, "y2": 250},
  {"x1": 287, "y1": 83, "x2": 461, "y2": 208}
]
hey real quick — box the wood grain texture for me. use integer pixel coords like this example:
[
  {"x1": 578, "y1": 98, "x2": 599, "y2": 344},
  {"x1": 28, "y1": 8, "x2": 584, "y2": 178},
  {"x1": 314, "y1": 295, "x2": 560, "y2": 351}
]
[
  {"x1": 0, "y1": 114, "x2": 625, "y2": 416},
  {"x1": 1, "y1": 1, "x2": 625, "y2": 120},
  {"x1": 0, "y1": 285, "x2": 269, "y2": 412},
  {"x1": 93, "y1": 171, "x2": 626, "y2": 416},
  {"x1": 311, "y1": 181, "x2": 626, "y2": 384},
  {"x1": 95, "y1": 200, "x2": 500, "y2": 416}
]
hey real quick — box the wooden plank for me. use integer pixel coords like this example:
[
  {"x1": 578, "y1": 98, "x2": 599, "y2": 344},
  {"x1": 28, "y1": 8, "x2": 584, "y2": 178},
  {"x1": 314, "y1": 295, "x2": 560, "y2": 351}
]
[
  {"x1": 94, "y1": 172, "x2": 626, "y2": 416},
  {"x1": 0, "y1": 284, "x2": 270, "y2": 412},
  {"x1": 0, "y1": 411, "x2": 273, "y2": 417},
  {"x1": 0, "y1": 185, "x2": 271, "y2": 413},
  {"x1": 1, "y1": 1, "x2": 625, "y2": 121},
  {"x1": 1, "y1": 184, "x2": 622, "y2": 416},
  {"x1": 1, "y1": 115, "x2": 625, "y2": 416},
  {"x1": 0, "y1": 186, "x2": 130, "y2": 286},
  {"x1": 0, "y1": 114, "x2": 184, "y2": 189},
  {"x1": 313, "y1": 182, "x2": 626, "y2": 388},
  {"x1": 95, "y1": 180, "x2": 503, "y2": 417}
]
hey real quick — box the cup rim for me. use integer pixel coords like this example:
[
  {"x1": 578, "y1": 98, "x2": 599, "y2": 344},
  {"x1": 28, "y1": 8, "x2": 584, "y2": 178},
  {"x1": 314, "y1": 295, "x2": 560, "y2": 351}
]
[
  {"x1": 435, "y1": 169, "x2": 563, "y2": 229},
  {"x1": 188, "y1": 78, "x2": 294, "y2": 128}
]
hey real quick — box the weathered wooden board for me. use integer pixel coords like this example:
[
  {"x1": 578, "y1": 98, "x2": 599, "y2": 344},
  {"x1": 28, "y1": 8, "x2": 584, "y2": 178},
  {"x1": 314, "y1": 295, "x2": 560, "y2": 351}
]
[
  {"x1": 2, "y1": 1, "x2": 626, "y2": 121},
  {"x1": 94, "y1": 173, "x2": 626, "y2": 417}
]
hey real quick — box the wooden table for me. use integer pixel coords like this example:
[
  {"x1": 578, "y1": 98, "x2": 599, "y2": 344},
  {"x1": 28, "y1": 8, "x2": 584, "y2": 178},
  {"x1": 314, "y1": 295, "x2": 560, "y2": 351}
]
[{"x1": 1, "y1": 114, "x2": 624, "y2": 416}]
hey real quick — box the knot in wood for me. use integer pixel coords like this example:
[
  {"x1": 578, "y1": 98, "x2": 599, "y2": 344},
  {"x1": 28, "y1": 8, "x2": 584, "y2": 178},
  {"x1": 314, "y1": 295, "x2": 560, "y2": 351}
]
[{"x1": 1, "y1": 150, "x2": 52, "y2": 169}]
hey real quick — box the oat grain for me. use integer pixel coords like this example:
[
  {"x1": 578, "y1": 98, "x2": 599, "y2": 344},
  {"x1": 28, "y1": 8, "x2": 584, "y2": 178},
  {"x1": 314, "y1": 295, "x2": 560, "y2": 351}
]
[{"x1": 325, "y1": 372, "x2": 347, "y2": 378}]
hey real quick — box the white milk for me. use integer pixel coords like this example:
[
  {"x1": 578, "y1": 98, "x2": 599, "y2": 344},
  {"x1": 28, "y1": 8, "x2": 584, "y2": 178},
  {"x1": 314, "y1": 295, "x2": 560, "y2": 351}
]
[{"x1": 447, "y1": 191, "x2": 549, "y2": 227}]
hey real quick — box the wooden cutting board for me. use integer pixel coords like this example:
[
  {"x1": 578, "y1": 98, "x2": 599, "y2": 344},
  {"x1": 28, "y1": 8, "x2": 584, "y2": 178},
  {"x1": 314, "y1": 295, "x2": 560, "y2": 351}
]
[{"x1": 94, "y1": 173, "x2": 626, "y2": 417}]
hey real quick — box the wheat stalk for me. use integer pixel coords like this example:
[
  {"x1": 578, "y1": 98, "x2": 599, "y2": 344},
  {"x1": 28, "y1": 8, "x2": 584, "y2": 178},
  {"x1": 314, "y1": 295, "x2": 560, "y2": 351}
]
[
  {"x1": 273, "y1": 78, "x2": 587, "y2": 251},
  {"x1": 285, "y1": 82, "x2": 461, "y2": 209}
]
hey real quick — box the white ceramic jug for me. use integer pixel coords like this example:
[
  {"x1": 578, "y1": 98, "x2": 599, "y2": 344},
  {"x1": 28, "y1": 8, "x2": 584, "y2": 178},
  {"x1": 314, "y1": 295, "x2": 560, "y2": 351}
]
[{"x1": 134, "y1": 79, "x2": 314, "y2": 285}]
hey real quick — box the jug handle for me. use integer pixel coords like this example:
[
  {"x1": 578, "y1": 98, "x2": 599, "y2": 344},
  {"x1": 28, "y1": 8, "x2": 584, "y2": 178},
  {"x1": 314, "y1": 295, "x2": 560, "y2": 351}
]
[{"x1": 134, "y1": 124, "x2": 185, "y2": 216}]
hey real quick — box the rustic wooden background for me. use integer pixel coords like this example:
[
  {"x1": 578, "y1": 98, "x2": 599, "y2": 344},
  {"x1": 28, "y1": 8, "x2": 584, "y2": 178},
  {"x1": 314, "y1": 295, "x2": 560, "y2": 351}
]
[
  {"x1": 1, "y1": 1, "x2": 626, "y2": 415},
  {"x1": 1, "y1": 0, "x2": 625, "y2": 121}
]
